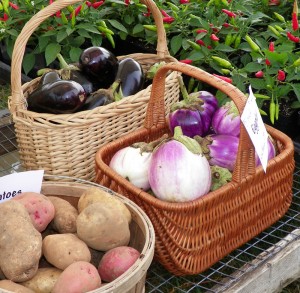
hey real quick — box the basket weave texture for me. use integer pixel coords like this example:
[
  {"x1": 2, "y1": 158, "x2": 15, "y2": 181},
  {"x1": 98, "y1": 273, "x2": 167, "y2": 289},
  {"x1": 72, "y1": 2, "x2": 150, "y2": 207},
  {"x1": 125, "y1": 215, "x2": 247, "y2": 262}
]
[
  {"x1": 94, "y1": 62, "x2": 295, "y2": 276},
  {"x1": 8, "y1": 0, "x2": 180, "y2": 181}
]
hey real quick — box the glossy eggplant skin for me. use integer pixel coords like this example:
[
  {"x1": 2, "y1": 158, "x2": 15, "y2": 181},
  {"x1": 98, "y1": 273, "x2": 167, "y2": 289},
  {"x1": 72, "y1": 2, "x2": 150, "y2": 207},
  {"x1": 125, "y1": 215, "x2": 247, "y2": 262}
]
[
  {"x1": 116, "y1": 58, "x2": 144, "y2": 97},
  {"x1": 80, "y1": 90, "x2": 113, "y2": 111},
  {"x1": 79, "y1": 46, "x2": 119, "y2": 90},
  {"x1": 60, "y1": 68, "x2": 94, "y2": 96},
  {"x1": 27, "y1": 71, "x2": 86, "y2": 114}
]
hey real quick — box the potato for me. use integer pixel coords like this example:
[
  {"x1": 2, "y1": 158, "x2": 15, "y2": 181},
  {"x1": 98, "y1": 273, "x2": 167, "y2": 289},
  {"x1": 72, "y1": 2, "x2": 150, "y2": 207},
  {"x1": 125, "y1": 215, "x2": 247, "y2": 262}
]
[
  {"x1": 20, "y1": 267, "x2": 62, "y2": 293},
  {"x1": 98, "y1": 246, "x2": 140, "y2": 282},
  {"x1": 13, "y1": 192, "x2": 55, "y2": 232},
  {"x1": 77, "y1": 187, "x2": 131, "y2": 223},
  {"x1": 42, "y1": 233, "x2": 91, "y2": 270},
  {"x1": 48, "y1": 196, "x2": 78, "y2": 233},
  {"x1": 0, "y1": 280, "x2": 35, "y2": 293},
  {"x1": 52, "y1": 261, "x2": 101, "y2": 293},
  {"x1": 76, "y1": 202, "x2": 130, "y2": 251},
  {"x1": 0, "y1": 200, "x2": 42, "y2": 282}
]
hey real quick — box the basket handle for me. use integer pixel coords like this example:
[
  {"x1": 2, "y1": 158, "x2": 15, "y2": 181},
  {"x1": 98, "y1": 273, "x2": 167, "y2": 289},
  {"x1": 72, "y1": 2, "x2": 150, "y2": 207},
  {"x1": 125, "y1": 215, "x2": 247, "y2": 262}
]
[
  {"x1": 10, "y1": 0, "x2": 169, "y2": 113},
  {"x1": 144, "y1": 62, "x2": 257, "y2": 184}
]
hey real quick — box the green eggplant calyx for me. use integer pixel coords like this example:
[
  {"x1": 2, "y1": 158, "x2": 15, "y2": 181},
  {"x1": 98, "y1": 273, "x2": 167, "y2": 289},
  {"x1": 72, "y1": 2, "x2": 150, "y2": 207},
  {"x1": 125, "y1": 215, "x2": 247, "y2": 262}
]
[
  {"x1": 132, "y1": 134, "x2": 169, "y2": 153},
  {"x1": 146, "y1": 61, "x2": 166, "y2": 79},
  {"x1": 210, "y1": 165, "x2": 232, "y2": 191},
  {"x1": 174, "y1": 126, "x2": 203, "y2": 155}
]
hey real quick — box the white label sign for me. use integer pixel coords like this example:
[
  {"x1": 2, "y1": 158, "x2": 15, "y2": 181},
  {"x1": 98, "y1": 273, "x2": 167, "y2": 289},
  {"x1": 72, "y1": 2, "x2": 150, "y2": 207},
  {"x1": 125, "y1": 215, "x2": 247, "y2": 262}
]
[
  {"x1": 0, "y1": 170, "x2": 44, "y2": 203},
  {"x1": 241, "y1": 86, "x2": 269, "y2": 172}
]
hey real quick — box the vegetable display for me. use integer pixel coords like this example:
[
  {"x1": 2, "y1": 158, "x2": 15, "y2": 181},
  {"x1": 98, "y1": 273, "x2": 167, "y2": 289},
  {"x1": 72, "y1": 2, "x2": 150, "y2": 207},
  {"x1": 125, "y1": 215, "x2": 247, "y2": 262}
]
[
  {"x1": 27, "y1": 46, "x2": 148, "y2": 114},
  {"x1": 0, "y1": 187, "x2": 142, "y2": 292}
]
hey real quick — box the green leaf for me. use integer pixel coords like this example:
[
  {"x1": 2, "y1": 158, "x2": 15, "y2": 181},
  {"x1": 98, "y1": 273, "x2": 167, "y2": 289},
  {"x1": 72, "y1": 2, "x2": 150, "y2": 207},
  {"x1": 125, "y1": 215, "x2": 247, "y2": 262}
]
[
  {"x1": 243, "y1": 62, "x2": 263, "y2": 73},
  {"x1": 170, "y1": 34, "x2": 183, "y2": 56},
  {"x1": 76, "y1": 24, "x2": 101, "y2": 34},
  {"x1": 91, "y1": 34, "x2": 103, "y2": 47},
  {"x1": 264, "y1": 51, "x2": 289, "y2": 66},
  {"x1": 214, "y1": 44, "x2": 236, "y2": 52},
  {"x1": 132, "y1": 24, "x2": 144, "y2": 35},
  {"x1": 38, "y1": 37, "x2": 49, "y2": 53},
  {"x1": 6, "y1": 29, "x2": 18, "y2": 37},
  {"x1": 69, "y1": 47, "x2": 82, "y2": 63},
  {"x1": 72, "y1": 36, "x2": 86, "y2": 47},
  {"x1": 45, "y1": 43, "x2": 61, "y2": 66},
  {"x1": 292, "y1": 83, "x2": 300, "y2": 100},
  {"x1": 107, "y1": 20, "x2": 128, "y2": 33},
  {"x1": 23, "y1": 53, "x2": 35, "y2": 75},
  {"x1": 124, "y1": 14, "x2": 133, "y2": 25},
  {"x1": 77, "y1": 29, "x2": 91, "y2": 39},
  {"x1": 188, "y1": 50, "x2": 205, "y2": 61},
  {"x1": 56, "y1": 30, "x2": 68, "y2": 43},
  {"x1": 248, "y1": 78, "x2": 267, "y2": 90}
]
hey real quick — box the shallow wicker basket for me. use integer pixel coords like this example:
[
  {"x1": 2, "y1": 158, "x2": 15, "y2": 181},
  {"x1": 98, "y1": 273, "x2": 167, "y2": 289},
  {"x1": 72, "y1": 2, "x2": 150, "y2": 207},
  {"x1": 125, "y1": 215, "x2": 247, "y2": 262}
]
[
  {"x1": 94, "y1": 62, "x2": 295, "y2": 276},
  {"x1": 1, "y1": 176, "x2": 155, "y2": 293},
  {"x1": 8, "y1": 0, "x2": 180, "y2": 181}
]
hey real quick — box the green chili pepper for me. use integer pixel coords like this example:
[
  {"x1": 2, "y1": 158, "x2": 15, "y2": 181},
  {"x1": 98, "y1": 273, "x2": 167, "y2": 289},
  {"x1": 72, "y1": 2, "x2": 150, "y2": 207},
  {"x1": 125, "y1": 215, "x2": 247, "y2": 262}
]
[
  {"x1": 61, "y1": 11, "x2": 68, "y2": 25},
  {"x1": 245, "y1": 35, "x2": 261, "y2": 53},
  {"x1": 269, "y1": 100, "x2": 276, "y2": 124},
  {"x1": 143, "y1": 25, "x2": 157, "y2": 32},
  {"x1": 225, "y1": 34, "x2": 233, "y2": 46},
  {"x1": 274, "y1": 25, "x2": 285, "y2": 32},
  {"x1": 221, "y1": 0, "x2": 229, "y2": 6},
  {"x1": 221, "y1": 68, "x2": 231, "y2": 75},
  {"x1": 67, "y1": 5, "x2": 74, "y2": 13},
  {"x1": 187, "y1": 40, "x2": 202, "y2": 51},
  {"x1": 268, "y1": 25, "x2": 281, "y2": 37},
  {"x1": 0, "y1": 3, "x2": 3, "y2": 11},
  {"x1": 273, "y1": 12, "x2": 285, "y2": 23},
  {"x1": 106, "y1": 33, "x2": 115, "y2": 49},
  {"x1": 188, "y1": 78, "x2": 195, "y2": 93},
  {"x1": 167, "y1": 2, "x2": 180, "y2": 11},
  {"x1": 207, "y1": 0, "x2": 216, "y2": 6},
  {"x1": 211, "y1": 56, "x2": 233, "y2": 69},
  {"x1": 293, "y1": 58, "x2": 300, "y2": 67},
  {"x1": 234, "y1": 35, "x2": 241, "y2": 49},
  {"x1": 2, "y1": 0, "x2": 9, "y2": 14},
  {"x1": 71, "y1": 10, "x2": 76, "y2": 28},
  {"x1": 136, "y1": 3, "x2": 147, "y2": 9},
  {"x1": 97, "y1": 26, "x2": 114, "y2": 35}
]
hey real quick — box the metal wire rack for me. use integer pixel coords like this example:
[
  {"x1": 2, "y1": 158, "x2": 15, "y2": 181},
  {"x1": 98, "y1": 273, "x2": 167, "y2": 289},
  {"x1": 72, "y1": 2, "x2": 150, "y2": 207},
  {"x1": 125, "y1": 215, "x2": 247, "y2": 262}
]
[{"x1": 0, "y1": 112, "x2": 299, "y2": 293}]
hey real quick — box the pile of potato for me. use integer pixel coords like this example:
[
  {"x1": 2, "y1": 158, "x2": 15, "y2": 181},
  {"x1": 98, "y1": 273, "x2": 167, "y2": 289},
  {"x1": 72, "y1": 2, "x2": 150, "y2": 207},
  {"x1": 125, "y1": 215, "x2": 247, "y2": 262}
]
[{"x1": 0, "y1": 187, "x2": 141, "y2": 293}]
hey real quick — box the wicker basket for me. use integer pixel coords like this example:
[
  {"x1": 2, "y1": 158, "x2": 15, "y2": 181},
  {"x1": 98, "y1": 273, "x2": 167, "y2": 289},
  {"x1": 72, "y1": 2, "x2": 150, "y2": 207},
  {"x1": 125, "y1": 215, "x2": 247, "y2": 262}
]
[
  {"x1": 8, "y1": 0, "x2": 180, "y2": 181},
  {"x1": 94, "y1": 62, "x2": 295, "y2": 276},
  {"x1": 1, "y1": 176, "x2": 155, "y2": 293}
]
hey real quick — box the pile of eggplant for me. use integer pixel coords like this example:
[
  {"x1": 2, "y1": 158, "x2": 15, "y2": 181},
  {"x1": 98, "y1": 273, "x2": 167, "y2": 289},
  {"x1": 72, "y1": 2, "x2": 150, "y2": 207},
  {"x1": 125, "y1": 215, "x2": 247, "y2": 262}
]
[{"x1": 27, "y1": 46, "x2": 145, "y2": 114}]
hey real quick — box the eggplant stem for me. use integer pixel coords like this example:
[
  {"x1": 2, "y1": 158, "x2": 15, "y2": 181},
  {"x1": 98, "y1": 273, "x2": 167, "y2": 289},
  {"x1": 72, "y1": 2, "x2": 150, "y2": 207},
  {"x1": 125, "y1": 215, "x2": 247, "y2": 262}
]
[{"x1": 177, "y1": 75, "x2": 190, "y2": 101}]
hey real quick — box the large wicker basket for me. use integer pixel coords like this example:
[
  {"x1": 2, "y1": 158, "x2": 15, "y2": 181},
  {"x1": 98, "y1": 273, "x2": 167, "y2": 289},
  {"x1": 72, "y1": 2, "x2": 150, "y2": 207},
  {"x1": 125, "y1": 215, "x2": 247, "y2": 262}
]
[
  {"x1": 8, "y1": 0, "x2": 180, "y2": 181},
  {"x1": 94, "y1": 62, "x2": 295, "y2": 276},
  {"x1": 1, "y1": 176, "x2": 155, "y2": 293}
]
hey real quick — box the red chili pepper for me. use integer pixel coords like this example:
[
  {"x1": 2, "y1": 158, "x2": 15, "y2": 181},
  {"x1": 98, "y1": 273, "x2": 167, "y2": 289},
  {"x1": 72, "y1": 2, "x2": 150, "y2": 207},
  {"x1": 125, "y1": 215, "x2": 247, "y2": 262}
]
[
  {"x1": 179, "y1": 59, "x2": 193, "y2": 64},
  {"x1": 180, "y1": 0, "x2": 190, "y2": 3},
  {"x1": 49, "y1": 0, "x2": 54, "y2": 4},
  {"x1": 212, "y1": 27, "x2": 219, "y2": 33},
  {"x1": 124, "y1": 0, "x2": 130, "y2": 6},
  {"x1": 143, "y1": 8, "x2": 151, "y2": 17},
  {"x1": 255, "y1": 71, "x2": 264, "y2": 78},
  {"x1": 74, "y1": 5, "x2": 82, "y2": 16},
  {"x1": 0, "y1": 13, "x2": 9, "y2": 21},
  {"x1": 287, "y1": 31, "x2": 300, "y2": 42},
  {"x1": 86, "y1": 1, "x2": 92, "y2": 7},
  {"x1": 56, "y1": 11, "x2": 61, "y2": 18},
  {"x1": 277, "y1": 70, "x2": 286, "y2": 81},
  {"x1": 268, "y1": 0, "x2": 280, "y2": 5},
  {"x1": 92, "y1": 1, "x2": 104, "y2": 8},
  {"x1": 196, "y1": 39, "x2": 205, "y2": 46},
  {"x1": 222, "y1": 9, "x2": 237, "y2": 18},
  {"x1": 196, "y1": 29, "x2": 208, "y2": 34},
  {"x1": 222, "y1": 23, "x2": 231, "y2": 28},
  {"x1": 207, "y1": 45, "x2": 212, "y2": 49},
  {"x1": 213, "y1": 74, "x2": 232, "y2": 83},
  {"x1": 9, "y1": 2, "x2": 19, "y2": 9},
  {"x1": 210, "y1": 34, "x2": 219, "y2": 41},
  {"x1": 269, "y1": 42, "x2": 275, "y2": 52},
  {"x1": 292, "y1": 13, "x2": 299, "y2": 31},
  {"x1": 163, "y1": 16, "x2": 175, "y2": 23},
  {"x1": 160, "y1": 9, "x2": 170, "y2": 17},
  {"x1": 266, "y1": 59, "x2": 271, "y2": 66}
]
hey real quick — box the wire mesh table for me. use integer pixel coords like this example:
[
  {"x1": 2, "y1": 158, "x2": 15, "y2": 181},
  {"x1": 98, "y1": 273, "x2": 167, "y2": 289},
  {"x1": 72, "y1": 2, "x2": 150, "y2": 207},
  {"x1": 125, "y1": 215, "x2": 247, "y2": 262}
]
[{"x1": 1, "y1": 111, "x2": 299, "y2": 293}]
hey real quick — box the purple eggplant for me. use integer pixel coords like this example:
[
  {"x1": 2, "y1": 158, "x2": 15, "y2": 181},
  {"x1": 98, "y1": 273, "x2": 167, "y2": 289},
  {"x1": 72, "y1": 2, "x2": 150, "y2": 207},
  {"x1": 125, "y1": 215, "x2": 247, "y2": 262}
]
[
  {"x1": 168, "y1": 76, "x2": 218, "y2": 138},
  {"x1": 195, "y1": 134, "x2": 239, "y2": 171},
  {"x1": 212, "y1": 101, "x2": 240, "y2": 137}
]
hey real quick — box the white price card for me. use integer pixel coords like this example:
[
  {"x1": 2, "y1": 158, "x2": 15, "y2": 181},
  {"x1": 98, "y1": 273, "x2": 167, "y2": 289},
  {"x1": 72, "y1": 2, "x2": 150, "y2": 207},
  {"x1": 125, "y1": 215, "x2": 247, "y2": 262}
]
[
  {"x1": 0, "y1": 170, "x2": 44, "y2": 203},
  {"x1": 241, "y1": 86, "x2": 269, "y2": 172}
]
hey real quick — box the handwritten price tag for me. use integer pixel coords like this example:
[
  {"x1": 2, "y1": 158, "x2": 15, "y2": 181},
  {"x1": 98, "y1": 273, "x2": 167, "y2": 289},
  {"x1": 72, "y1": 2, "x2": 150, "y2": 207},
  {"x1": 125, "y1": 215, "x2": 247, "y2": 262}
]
[
  {"x1": 241, "y1": 86, "x2": 269, "y2": 172},
  {"x1": 0, "y1": 170, "x2": 44, "y2": 203}
]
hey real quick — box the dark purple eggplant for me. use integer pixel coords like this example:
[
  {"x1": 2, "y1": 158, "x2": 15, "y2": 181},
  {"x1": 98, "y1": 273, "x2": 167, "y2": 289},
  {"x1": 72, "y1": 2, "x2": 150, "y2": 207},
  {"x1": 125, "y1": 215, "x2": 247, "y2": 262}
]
[
  {"x1": 79, "y1": 46, "x2": 119, "y2": 89},
  {"x1": 27, "y1": 71, "x2": 86, "y2": 114},
  {"x1": 115, "y1": 58, "x2": 144, "y2": 97}
]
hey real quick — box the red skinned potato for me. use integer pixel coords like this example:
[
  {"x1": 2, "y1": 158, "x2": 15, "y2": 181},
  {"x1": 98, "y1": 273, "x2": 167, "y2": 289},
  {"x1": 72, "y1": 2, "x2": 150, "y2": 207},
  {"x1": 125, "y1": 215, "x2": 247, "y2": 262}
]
[
  {"x1": 0, "y1": 280, "x2": 35, "y2": 293},
  {"x1": 98, "y1": 246, "x2": 140, "y2": 282},
  {"x1": 13, "y1": 192, "x2": 55, "y2": 232},
  {"x1": 52, "y1": 261, "x2": 101, "y2": 293}
]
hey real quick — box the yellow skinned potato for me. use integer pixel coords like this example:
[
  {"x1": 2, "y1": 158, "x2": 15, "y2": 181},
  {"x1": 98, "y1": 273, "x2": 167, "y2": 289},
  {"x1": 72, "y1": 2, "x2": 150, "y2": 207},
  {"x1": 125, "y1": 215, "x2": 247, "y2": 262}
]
[
  {"x1": 76, "y1": 202, "x2": 130, "y2": 251},
  {"x1": 48, "y1": 196, "x2": 78, "y2": 233},
  {"x1": 42, "y1": 233, "x2": 91, "y2": 270},
  {"x1": 20, "y1": 267, "x2": 62, "y2": 293},
  {"x1": 52, "y1": 261, "x2": 101, "y2": 293},
  {"x1": 13, "y1": 192, "x2": 55, "y2": 232},
  {"x1": 0, "y1": 280, "x2": 35, "y2": 293},
  {"x1": 0, "y1": 201, "x2": 42, "y2": 282},
  {"x1": 77, "y1": 187, "x2": 132, "y2": 223}
]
